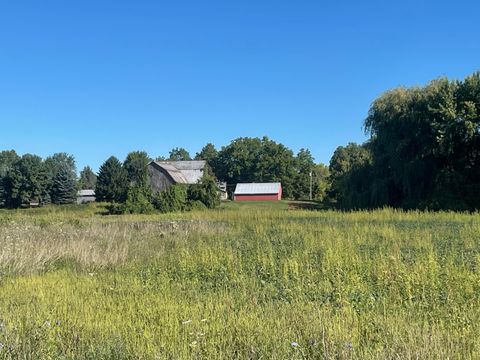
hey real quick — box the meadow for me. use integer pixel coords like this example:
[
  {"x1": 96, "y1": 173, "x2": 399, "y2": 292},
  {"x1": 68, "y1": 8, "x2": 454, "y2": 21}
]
[{"x1": 0, "y1": 202, "x2": 479, "y2": 359}]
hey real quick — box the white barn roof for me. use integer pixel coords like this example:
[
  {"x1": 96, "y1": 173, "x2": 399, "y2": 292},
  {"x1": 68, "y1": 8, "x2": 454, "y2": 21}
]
[
  {"x1": 77, "y1": 189, "x2": 95, "y2": 196},
  {"x1": 234, "y1": 182, "x2": 281, "y2": 195}
]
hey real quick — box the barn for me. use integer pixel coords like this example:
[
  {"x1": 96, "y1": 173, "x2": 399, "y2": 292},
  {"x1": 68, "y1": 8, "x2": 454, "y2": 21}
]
[
  {"x1": 148, "y1": 160, "x2": 207, "y2": 193},
  {"x1": 234, "y1": 182, "x2": 282, "y2": 201},
  {"x1": 77, "y1": 189, "x2": 96, "y2": 204}
]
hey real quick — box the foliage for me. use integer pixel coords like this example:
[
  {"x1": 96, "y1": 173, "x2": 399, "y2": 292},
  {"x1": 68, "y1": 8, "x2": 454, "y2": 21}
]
[
  {"x1": 77, "y1": 166, "x2": 97, "y2": 190},
  {"x1": 330, "y1": 71, "x2": 480, "y2": 210},
  {"x1": 293, "y1": 148, "x2": 316, "y2": 199},
  {"x1": 51, "y1": 165, "x2": 77, "y2": 205},
  {"x1": 118, "y1": 186, "x2": 154, "y2": 214},
  {"x1": 187, "y1": 173, "x2": 221, "y2": 209},
  {"x1": 0, "y1": 150, "x2": 20, "y2": 206},
  {"x1": 168, "y1": 147, "x2": 191, "y2": 161},
  {"x1": 45, "y1": 153, "x2": 77, "y2": 205},
  {"x1": 95, "y1": 156, "x2": 127, "y2": 202},
  {"x1": 312, "y1": 163, "x2": 330, "y2": 201},
  {"x1": 123, "y1": 151, "x2": 151, "y2": 188},
  {"x1": 1, "y1": 204, "x2": 480, "y2": 358},
  {"x1": 329, "y1": 143, "x2": 372, "y2": 208},
  {"x1": 214, "y1": 137, "x2": 299, "y2": 198},
  {"x1": 2, "y1": 154, "x2": 51, "y2": 207},
  {"x1": 195, "y1": 143, "x2": 218, "y2": 167},
  {"x1": 153, "y1": 184, "x2": 188, "y2": 213}
]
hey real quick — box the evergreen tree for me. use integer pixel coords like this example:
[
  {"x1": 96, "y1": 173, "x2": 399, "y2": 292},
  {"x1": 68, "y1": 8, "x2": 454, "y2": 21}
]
[
  {"x1": 96, "y1": 156, "x2": 127, "y2": 202},
  {"x1": 0, "y1": 150, "x2": 20, "y2": 207},
  {"x1": 44, "y1": 153, "x2": 77, "y2": 204},
  {"x1": 51, "y1": 165, "x2": 77, "y2": 204},
  {"x1": 78, "y1": 166, "x2": 97, "y2": 190}
]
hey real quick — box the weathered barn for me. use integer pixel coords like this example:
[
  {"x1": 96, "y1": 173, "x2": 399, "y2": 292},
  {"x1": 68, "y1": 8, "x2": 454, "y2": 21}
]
[
  {"x1": 234, "y1": 182, "x2": 282, "y2": 201},
  {"x1": 77, "y1": 189, "x2": 96, "y2": 204},
  {"x1": 148, "y1": 160, "x2": 207, "y2": 193}
]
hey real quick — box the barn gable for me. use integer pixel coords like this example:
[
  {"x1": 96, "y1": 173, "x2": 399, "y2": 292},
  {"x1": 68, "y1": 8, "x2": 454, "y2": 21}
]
[{"x1": 148, "y1": 160, "x2": 207, "y2": 193}]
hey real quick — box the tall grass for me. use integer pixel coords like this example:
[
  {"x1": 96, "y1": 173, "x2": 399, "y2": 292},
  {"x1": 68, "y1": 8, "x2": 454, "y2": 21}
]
[{"x1": 0, "y1": 202, "x2": 479, "y2": 359}]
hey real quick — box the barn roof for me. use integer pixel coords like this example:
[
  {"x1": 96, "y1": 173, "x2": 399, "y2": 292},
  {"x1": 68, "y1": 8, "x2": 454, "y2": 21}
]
[
  {"x1": 234, "y1": 182, "x2": 281, "y2": 195},
  {"x1": 150, "y1": 160, "x2": 206, "y2": 184},
  {"x1": 77, "y1": 189, "x2": 95, "y2": 196}
]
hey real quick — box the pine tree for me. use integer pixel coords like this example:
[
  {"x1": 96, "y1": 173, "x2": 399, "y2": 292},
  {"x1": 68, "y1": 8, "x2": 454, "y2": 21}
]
[
  {"x1": 51, "y1": 165, "x2": 77, "y2": 204},
  {"x1": 78, "y1": 166, "x2": 97, "y2": 190}
]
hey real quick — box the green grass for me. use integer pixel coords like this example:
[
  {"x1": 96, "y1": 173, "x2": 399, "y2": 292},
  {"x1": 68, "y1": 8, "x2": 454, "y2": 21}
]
[{"x1": 0, "y1": 202, "x2": 479, "y2": 359}]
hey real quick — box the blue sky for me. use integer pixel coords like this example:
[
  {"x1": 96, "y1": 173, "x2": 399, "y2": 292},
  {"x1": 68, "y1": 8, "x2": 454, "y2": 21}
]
[{"x1": 1, "y1": 0, "x2": 479, "y2": 172}]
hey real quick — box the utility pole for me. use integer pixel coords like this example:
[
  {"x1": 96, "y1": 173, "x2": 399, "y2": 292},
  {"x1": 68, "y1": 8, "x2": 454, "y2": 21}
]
[{"x1": 309, "y1": 171, "x2": 313, "y2": 201}]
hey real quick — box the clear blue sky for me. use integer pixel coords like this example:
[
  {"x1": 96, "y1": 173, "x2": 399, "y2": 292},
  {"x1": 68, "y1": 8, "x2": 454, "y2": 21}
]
[{"x1": 1, "y1": 0, "x2": 479, "y2": 172}]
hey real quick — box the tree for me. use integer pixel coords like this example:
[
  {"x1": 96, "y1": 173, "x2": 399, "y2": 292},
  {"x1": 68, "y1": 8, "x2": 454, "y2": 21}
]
[
  {"x1": 123, "y1": 151, "x2": 151, "y2": 187},
  {"x1": 215, "y1": 137, "x2": 298, "y2": 198},
  {"x1": 51, "y1": 164, "x2": 77, "y2": 204},
  {"x1": 96, "y1": 156, "x2": 127, "y2": 202},
  {"x1": 0, "y1": 150, "x2": 20, "y2": 207},
  {"x1": 187, "y1": 173, "x2": 221, "y2": 209},
  {"x1": 168, "y1": 147, "x2": 191, "y2": 161},
  {"x1": 294, "y1": 148, "x2": 315, "y2": 199},
  {"x1": 4, "y1": 154, "x2": 50, "y2": 208},
  {"x1": 78, "y1": 166, "x2": 97, "y2": 190},
  {"x1": 153, "y1": 185, "x2": 188, "y2": 213},
  {"x1": 329, "y1": 143, "x2": 372, "y2": 208},
  {"x1": 120, "y1": 185, "x2": 154, "y2": 214},
  {"x1": 195, "y1": 143, "x2": 218, "y2": 168},
  {"x1": 44, "y1": 153, "x2": 77, "y2": 205},
  {"x1": 312, "y1": 163, "x2": 330, "y2": 201}
]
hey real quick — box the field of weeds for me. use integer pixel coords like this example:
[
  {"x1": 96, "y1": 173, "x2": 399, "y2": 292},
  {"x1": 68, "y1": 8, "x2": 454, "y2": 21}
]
[{"x1": 0, "y1": 202, "x2": 479, "y2": 359}]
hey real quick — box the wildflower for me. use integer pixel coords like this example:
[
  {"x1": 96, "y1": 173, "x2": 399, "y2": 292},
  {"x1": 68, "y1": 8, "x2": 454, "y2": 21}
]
[
  {"x1": 182, "y1": 319, "x2": 192, "y2": 325},
  {"x1": 345, "y1": 342, "x2": 353, "y2": 350},
  {"x1": 200, "y1": 318, "x2": 207, "y2": 322},
  {"x1": 291, "y1": 341, "x2": 299, "y2": 347},
  {"x1": 189, "y1": 340, "x2": 197, "y2": 347}
]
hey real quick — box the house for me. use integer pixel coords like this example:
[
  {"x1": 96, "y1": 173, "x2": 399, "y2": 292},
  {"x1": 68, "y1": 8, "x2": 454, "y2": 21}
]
[
  {"x1": 233, "y1": 182, "x2": 282, "y2": 201},
  {"x1": 148, "y1": 160, "x2": 207, "y2": 193},
  {"x1": 77, "y1": 189, "x2": 96, "y2": 204}
]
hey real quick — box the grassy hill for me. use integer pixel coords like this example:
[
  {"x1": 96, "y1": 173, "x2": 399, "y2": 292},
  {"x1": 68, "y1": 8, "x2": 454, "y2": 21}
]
[{"x1": 0, "y1": 202, "x2": 479, "y2": 359}]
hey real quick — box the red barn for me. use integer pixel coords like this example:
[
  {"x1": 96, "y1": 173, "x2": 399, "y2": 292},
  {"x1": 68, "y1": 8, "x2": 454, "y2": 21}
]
[{"x1": 234, "y1": 182, "x2": 282, "y2": 201}]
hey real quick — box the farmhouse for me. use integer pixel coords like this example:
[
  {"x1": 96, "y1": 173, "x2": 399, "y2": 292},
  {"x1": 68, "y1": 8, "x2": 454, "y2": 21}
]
[
  {"x1": 234, "y1": 182, "x2": 282, "y2": 201},
  {"x1": 77, "y1": 189, "x2": 96, "y2": 204},
  {"x1": 148, "y1": 160, "x2": 207, "y2": 193}
]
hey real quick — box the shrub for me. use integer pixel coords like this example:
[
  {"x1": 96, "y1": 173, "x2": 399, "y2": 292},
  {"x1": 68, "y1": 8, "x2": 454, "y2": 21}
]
[
  {"x1": 153, "y1": 185, "x2": 187, "y2": 213},
  {"x1": 187, "y1": 174, "x2": 220, "y2": 209},
  {"x1": 122, "y1": 186, "x2": 154, "y2": 214}
]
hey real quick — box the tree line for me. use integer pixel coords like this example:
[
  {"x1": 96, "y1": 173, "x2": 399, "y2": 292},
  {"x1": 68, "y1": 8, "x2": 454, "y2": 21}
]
[
  {"x1": 4, "y1": 71, "x2": 476, "y2": 211},
  {"x1": 329, "y1": 71, "x2": 480, "y2": 210},
  {"x1": 0, "y1": 140, "x2": 329, "y2": 211}
]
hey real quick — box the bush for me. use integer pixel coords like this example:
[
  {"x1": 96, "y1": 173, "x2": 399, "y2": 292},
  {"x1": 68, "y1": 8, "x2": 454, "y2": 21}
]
[
  {"x1": 186, "y1": 200, "x2": 207, "y2": 211},
  {"x1": 187, "y1": 174, "x2": 220, "y2": 209},
  {"x1": 107, "y1": 186, "x2": 153, "y2": 214},
  {"x1": 122, "y1": 186, "x2": 154, "y2": 214},
  {"x1": 153, "y1": 185, "x2": 187, "y2": 213}
]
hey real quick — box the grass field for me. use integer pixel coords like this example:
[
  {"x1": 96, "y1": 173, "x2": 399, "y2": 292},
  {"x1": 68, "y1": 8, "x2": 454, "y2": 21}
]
[{"x1": 0, "y1": 202, "x2": 479, "y2": 359}]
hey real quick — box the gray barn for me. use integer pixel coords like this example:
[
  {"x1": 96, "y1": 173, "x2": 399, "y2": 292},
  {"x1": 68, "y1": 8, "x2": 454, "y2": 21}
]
[
  {"x1": 148, "y1": 160, "x2": 207, "y2": 193},
  {"x1": 77, "y1": 189, "x2": 96, "y2": 204}
]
